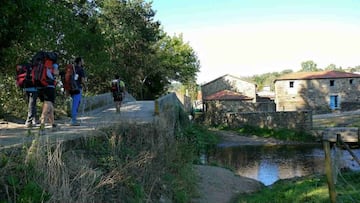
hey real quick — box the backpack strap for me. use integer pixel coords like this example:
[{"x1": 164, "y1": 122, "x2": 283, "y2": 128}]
[{"x1": 72, "y1": 65, "x2": 76, "y2": 74}]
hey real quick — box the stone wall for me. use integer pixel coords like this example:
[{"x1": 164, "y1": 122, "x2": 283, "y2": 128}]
[
  {"x1": 341, "y1": 102, "x2": 360, "y2": 112},
  {"x1": 155, "y1": 93, "x2": 190, "y2": 137},
  {"x1": 175, "y1": 92, "x2": 192, "y2": 113},
  {"x1": 204, "y1": 100, "x2": 275, "y2": 114},
  {"x1": 205, "y1": 110, "x2": 312, "y2": 132},
  {"x1": 275, "y1": 78, "x2": 360, "y2": 112}
]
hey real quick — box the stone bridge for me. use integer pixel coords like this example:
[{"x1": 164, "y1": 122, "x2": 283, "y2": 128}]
[{"x1": 0, "y1": 92, "x2": 189, "y2": 150}]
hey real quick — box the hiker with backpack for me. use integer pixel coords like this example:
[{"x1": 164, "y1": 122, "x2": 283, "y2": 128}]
[
  {"x1": 29, "y1": 51, "x2": 59, "y2": 132},
  {"x1": 38, "y1": 63, "x2": 59, "y2": 131},
  {"x1": 16, "y1": 63, "x2": 38, "y2": 127},
  {"x1": 69, "y1": 57, "x2": 86, "y2": 126},
  {"x1": 111, "y1": 74, "x2": 126, "y2": 113},
  {"x1": 16, "y1": 51, "x2": 59, "y2": 130}
]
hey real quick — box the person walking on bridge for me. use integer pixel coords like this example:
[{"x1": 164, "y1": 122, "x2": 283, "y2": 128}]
[
  {"x1": 70, "y1": 57, "x2": 87, "y2": 126},
  {"x1": 39, "y1": 63, "x2": 59, "y2": 131},
  {"x1": 110, "y1": 74, "x2": 125, "y2": 113}
]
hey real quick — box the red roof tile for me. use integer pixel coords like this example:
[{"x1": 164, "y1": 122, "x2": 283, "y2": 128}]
[
  {"x1": 204, "y1": 90, "x2": 253, "y2": 101},
  {"x1": 275, "y1": 70, "x2": 360, "y2": 81}
]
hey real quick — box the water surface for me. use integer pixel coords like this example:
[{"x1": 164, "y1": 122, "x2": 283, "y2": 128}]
[{"x1": 208, "y1": 145, "x2": 360, "y2": 186}]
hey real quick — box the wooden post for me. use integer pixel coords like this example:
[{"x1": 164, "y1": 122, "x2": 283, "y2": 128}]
[
  {"x1": 358, "y1": 127, "x2": 360, "y2": 146},
  {"x1": 323, "y1": 140, "x2": 337, "y2": 203},
  {"x1": 154, "y1": 99, "x2": 159, "y2": 115}
]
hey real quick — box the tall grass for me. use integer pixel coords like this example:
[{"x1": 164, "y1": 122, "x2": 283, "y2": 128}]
[{"x1": 0, "y1": 122, "x2": 218, "y2": 202}]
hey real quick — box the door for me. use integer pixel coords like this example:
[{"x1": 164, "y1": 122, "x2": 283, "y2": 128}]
[{"x1": 329, "y1": 95, "x2": 339, "y2": 110}]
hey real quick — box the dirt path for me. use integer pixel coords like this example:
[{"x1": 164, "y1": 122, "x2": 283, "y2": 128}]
[{"x1": 192, "y1": 164, "x2": 264, "y2": 203}]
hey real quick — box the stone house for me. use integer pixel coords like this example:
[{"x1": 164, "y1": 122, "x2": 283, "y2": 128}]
[
  {"x1": 201, "y1": 74, "x2": 256, "y2": 102},
  {"x1": 200, "y1": 74, "x2": 276, "y2": 114},
  {"x1": 274, "y1": 70, "x2": 360, "y2": 112}
]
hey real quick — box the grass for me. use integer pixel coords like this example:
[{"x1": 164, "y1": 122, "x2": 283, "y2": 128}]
[
  {"x1": 233, "y1": 171, "x2": 360, "y2": 203},
  {"x1": 163, "y1": 123, "x2": 220, "y2": 202},
  {"x1": 220, "y1": 125, "x2": 316, "y2": 142},
  {"x1": 181, "y1": 123, "x2": 220, "y2": 156}
]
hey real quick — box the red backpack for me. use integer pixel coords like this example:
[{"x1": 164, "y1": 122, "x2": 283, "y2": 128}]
[
  {"x1": 15, "y1": 63, "x2": 34, "y2": 88},
  {"x1": 31, "y1": 51, "x2": 58, "y2": 87},
  {"x1": 63, "y1": 64, "x2": 80, "y2": 95},
  {"x1": 111, "y1": 79, "x2": 119, "y2": 93}
]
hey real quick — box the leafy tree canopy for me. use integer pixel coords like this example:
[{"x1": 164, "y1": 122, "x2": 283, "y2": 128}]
[
  {"x1": 300, "y1": 60, "x2": 318, "y2": 72},
  {"x1": 0, "y1": 0, "x2": 200, "y2": 118}
]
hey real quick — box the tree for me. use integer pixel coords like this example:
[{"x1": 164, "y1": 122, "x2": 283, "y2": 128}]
[
  {"x1": 98, "y1": 0, "x2": 162, "y2": 99},
  {"x1": 325, "y1": 64, "x2": 336, "y2": 70},
  {"x1": 98, "y1": 1, "x2": 199, "y2": 99},
  {"x1": 0, "y1": 0, "x2": 201, "y2": 118},
  {"x1": 300, "y1": 60, "x2": 318, "y2": 72},
  {"x1": 349, "y1": 65, "x2": 360, "y2": 73},
  {"x1": 281, "y1": 69, "x2": 293, "y2": 75},
  {"x1": 152, "y1": 33, "x2": 200, "y2": 98}
]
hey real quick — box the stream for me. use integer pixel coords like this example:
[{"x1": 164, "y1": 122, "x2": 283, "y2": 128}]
[{"x1": 206, "y1": 144, "x2": 360, "y2": 186}]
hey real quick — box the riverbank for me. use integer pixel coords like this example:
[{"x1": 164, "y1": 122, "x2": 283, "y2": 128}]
[
  {"x1": 194, "y1": 122, "x2": 360, "y2": 203},
  {"x1": 192, "y1": 164, "x2": 264, "y2": 203},
  {"x1": 214, "y1": 129, "x2": 320, "y2": 147},
  {"x1": 192, "y1": 130, "x2": 309, "y2": 203}
]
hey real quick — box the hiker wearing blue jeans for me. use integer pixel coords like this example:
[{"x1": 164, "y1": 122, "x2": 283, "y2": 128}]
[{"x1": 70, "y1": 57, "x2": 86, "y2": 126}]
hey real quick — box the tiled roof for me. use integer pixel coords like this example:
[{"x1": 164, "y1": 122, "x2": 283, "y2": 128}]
[
  {"x1": 275, "y1": 70, "x2": 360, "y2": 81},
  {"x1": 204, "y1": 90, "x2": 253, "y2": 101}
]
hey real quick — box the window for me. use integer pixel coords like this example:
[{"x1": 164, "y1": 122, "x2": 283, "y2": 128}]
[
  {"x1": 330, "y1": 80, "x2": 335, "y2": 86},
  {"x1": 349, "y1": 79, "x2": 353, "y2": 85},
  {"x1": 289, "y1": 81, "x2": 294, "y2": 88}
]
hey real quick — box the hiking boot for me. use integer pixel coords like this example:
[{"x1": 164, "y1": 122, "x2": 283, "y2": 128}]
[
  {"x1": 51, "y1": 124, "x2": 58, "y2": 131},
  {"x1": 25, "y1": 123, "x2": 33, "y2": 128},
  {"x1": 25, "y1": 119, "x2": 37, "y2": 128},
  {"x1": 70, "y1": 122, "x2": 80, "y2": 126}
]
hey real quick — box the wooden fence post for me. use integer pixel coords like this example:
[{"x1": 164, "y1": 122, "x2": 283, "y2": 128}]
[
  {"x1": 323, "y1": 139, "x2": 337, "y2": 203},
  {"x1": 154, "y1": 99, "x2": 159, "y2": 115}
]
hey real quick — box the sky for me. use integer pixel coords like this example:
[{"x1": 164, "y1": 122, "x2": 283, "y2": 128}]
[{"x1": 150, "y1": 0, "x2": 360, "y2": 84}]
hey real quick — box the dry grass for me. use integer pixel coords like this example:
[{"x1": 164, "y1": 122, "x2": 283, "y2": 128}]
[
  {"x1": 1, "y1": 104, "x2": 190, "y2": 202},
  {"x1": 23, "y1": 137, "x2": 99, "y2": 203}
]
